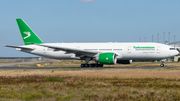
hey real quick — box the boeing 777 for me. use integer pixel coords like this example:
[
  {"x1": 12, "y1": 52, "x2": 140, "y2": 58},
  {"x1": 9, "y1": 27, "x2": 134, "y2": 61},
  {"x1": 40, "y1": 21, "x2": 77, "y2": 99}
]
[{"x1": 4, "y1": 19, "x2": 179, "y2": 67}]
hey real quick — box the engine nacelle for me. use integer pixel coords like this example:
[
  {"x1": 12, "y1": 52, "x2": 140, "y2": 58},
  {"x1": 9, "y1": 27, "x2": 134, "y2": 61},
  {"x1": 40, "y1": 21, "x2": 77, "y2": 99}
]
[
  {"x1": 96, "y1": 53, "x2": 117, "y2": 64},
  {"x1": 117, "y1": 60, "x2": 132, "y2": 64}
]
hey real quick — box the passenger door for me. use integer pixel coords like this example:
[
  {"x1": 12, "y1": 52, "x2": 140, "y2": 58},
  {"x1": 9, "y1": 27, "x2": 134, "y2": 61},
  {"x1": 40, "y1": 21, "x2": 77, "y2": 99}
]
[
  {"x1": 156, "y1": 46, "x2": 161, "y2": 53},
  {"x1": 127, "y1": 46, "x2": 133, "y2": 58}
]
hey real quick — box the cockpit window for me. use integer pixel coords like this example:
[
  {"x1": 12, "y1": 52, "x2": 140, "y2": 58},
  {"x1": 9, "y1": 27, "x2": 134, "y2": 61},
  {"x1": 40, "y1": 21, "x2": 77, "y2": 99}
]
[{"x1": 169, "y1": 48, "x2": 175, "y2": 50}]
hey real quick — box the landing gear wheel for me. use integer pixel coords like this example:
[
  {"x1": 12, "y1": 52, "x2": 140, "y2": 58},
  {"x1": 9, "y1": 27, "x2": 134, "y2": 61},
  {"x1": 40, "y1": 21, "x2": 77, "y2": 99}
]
[
  {"x1": 84, "y1": 64, "x2": 89, "y2": 67},
  {"x1": 160, "y1": 64, "x2": 164, "y2": 67},
  {"x1": 81, "y1": 64, "x2": 85, "y2": 67},
  {"x1": 95, "y1": 64, "x2": 99, "y2": 67},
  {"x1": 80, "y1": 64, "x2": 103, "y2": 67},
  {"x1": 160, "y1": 61, "x2": 165, "y2": 67},
  {"x1": 99, "y1": 64, "x2": 103, "y2": 67},
  {"x1": 91, "y1": 64, "x2": 95, "y2": 67}
]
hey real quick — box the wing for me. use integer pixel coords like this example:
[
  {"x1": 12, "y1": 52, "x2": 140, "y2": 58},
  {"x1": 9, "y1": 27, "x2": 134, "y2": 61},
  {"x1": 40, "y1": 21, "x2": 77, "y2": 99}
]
[
  {"x1": 35, "y1": 44, "x2": 98, "y2": 57},
  {"x1": 4, "y1": 45, "x2": 34, "y2": 50}
]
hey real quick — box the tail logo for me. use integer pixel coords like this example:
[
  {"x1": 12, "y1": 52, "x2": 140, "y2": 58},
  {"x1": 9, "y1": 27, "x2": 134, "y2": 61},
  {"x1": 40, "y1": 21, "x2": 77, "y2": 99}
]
[{"x1": 23, "y1": 32, "x2": 31, "y2": 39}]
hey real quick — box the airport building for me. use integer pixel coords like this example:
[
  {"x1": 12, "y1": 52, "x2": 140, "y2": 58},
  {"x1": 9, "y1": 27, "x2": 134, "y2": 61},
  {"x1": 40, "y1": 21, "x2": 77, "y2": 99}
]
[{"x1": 169, "y1": 41, "x2": 180, "y2": 48}]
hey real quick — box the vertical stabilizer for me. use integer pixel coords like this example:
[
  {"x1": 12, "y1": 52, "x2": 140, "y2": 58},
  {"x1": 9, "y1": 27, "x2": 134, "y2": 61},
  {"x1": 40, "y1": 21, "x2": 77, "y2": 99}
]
[{"x1": 16, "y1": 18, "x2": 43, "y2": 45}]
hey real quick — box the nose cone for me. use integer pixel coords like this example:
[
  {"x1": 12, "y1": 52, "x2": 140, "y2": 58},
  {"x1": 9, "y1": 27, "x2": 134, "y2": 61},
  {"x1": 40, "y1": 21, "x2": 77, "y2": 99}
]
[{"x1": 174, "y1": 50, "x2": 179, "y2": 56}]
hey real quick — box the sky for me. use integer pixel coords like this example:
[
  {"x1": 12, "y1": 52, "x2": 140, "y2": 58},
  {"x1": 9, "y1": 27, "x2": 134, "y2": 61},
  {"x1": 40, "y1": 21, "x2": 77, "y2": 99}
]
[{"x1": 1, "y1": 0, "x2": 180, "y2": 57}]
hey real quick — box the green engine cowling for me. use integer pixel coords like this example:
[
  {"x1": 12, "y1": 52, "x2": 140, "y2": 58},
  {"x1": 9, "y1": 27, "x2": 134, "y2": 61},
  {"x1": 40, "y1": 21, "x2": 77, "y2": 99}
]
[{"x1": 96, "y1": 53, "x2": 117, "y2": 64}]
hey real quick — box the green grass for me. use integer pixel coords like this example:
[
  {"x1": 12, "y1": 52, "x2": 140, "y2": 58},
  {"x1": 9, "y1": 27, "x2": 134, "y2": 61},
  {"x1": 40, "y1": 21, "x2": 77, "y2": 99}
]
[
  {"x1": 0, "y1": 75, "x2": 180, "y2": 100},
  {"x1": 45, "y1": 77, "x2": 64, "y2": 82}
]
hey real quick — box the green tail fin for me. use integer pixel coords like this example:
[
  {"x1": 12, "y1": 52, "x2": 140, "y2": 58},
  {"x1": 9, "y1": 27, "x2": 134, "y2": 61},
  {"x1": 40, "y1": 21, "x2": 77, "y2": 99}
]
[{"x1": 16, "y1": 18, "x2": 43, "y2": 45}]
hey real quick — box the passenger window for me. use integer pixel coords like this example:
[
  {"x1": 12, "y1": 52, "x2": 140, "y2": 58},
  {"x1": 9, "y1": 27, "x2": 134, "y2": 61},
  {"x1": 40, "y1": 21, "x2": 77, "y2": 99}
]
[{"x1": 169, "y1": 48, "x2": 175, "y2": 50}]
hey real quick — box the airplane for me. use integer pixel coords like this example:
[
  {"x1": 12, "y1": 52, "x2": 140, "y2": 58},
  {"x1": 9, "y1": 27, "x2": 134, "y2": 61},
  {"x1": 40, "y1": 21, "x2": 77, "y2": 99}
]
[{"x1": 4, "y1": 18, "x2": 179, "y2": 67}]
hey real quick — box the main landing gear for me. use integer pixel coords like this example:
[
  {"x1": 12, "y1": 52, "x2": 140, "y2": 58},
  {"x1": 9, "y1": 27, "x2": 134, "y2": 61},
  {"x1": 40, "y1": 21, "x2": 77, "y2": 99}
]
[
  {"x1": 81, "y1": 57, "x2": 103, "y2": 67},
  {"x1": 81, "y1": 64, "x2": 103, "y2": 67},
  {"x1": 160, "y1": 61, "x2": 164, "y2": 67}
]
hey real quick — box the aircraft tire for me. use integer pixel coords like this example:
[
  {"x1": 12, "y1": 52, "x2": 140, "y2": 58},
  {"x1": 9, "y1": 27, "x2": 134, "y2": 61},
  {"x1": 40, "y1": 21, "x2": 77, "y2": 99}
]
[
  {"x1": 100, "y1": 64, "x2": 103, "y2": 67},
  {"x1": 84, "y1": 64, "x2": 89, "y2": 67},
  {"x1": 95, "y1": 64, "x2": 99, "y2": 67},
  {"x1": 81, "y1": 64, "x2": 85, "y2": 67},
  {"x1": 81, "y1": 64, "x2": 103, "y2": 67},
  {"x1": 91, "y1": 64, "x2": 95, "y2": 67},
  {"x1": 160, "y1": 64, "x2": 164, "y2": 67}
]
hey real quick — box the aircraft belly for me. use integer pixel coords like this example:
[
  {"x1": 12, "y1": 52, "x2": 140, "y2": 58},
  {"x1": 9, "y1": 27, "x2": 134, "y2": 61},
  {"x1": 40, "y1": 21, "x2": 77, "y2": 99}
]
[{"x1": 45, "y1": 52, "x2": 74, "y2": 59}]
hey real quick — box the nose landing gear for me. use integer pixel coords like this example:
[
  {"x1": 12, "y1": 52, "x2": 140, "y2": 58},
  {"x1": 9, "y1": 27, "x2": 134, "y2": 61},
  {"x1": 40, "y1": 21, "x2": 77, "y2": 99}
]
[{"x1": 160, "y1": 61, "x2": 164, "y2": 67}]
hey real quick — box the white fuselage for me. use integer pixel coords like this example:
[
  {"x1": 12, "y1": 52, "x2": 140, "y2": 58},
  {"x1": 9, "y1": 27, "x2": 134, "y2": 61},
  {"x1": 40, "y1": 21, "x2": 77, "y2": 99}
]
[{"x1": 17, "y1": 42, "x2": 179, "y2": 60}]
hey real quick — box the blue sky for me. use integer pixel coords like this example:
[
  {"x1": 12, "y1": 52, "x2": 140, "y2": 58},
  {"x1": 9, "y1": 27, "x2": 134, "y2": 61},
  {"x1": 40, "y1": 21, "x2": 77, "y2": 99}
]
[{"x1": 1, "y1": 0, "x2": 180, "y2": 57}]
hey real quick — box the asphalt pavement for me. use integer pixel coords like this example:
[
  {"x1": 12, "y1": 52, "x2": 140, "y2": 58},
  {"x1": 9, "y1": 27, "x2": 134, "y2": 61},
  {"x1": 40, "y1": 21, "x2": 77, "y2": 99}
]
[{"x1": 0, "y1": 60, "x2": 59, "y2": 67}]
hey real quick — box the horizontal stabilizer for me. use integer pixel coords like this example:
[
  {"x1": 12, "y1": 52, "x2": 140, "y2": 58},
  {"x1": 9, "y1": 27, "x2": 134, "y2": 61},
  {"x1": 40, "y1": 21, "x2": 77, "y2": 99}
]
[{"x1": 4, "y1": 45, "x2": 34, "y2": 50}]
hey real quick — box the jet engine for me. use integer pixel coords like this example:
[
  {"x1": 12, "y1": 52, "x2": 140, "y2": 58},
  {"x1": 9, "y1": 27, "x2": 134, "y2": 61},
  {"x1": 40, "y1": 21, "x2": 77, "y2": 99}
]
[{"x1": 96, "y1": 53, "x2": 117, "y2": 64}]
